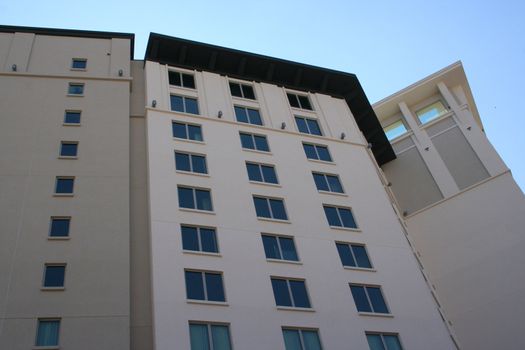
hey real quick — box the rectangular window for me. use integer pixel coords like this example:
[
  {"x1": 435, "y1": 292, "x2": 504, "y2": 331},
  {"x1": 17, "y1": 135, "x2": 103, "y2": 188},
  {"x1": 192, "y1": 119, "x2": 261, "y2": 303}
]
[
  {"x1": 350, "y1": 284, "x2": 389, "y2": 314},
  {"x1": 282, "y1": 328, "x2": 322, "y2": 350},
  {"x1": 181, "y1": 225, "x2": 218, "y2": 253},
  {"x1": 302, "y1": 143, "x2": 332, "y2": 162},
  {"x1": 287, "y1": 93, "x2": 313, "y2": 110},
  {"x1": 43, "y1": 264, "x2": 66, "y2": 288},
  {"x1": 185, "y1": 270, "x2": 225, "y2": 302},
  {"x1": 240, "y1": 132, "x2": 269, "y2": 152},
  {"x1": 54, "y1": 177, "x2": 75, "y2": 195},
  {"x1": 383, "y1": 120, "x2": 407, "y2": 141},
  {"x1": 59, "y1": 142, "x2": 78, "y2": 157},
  {"x1": 229, "y1": 81, "x2": 256, "y2": 100},
  {"x1": 169, "y1": 71, "x2": 195, "y2": 89},
  {"x1": 253, "y1": 196, "x2": 288, "y2": 220},
  {"x1": 323, "y1": 205, "x2": 357, "y2": 229},
  {"x1": 170, "y1": 95, "x2": 199, "y2": 115},
  {"x1": 64, "y1": 110, "x2": 81, "y2": 124},
  {"x1": 68, "y1": 83, "x2": 84, "y2": 95},
  {"x1": 189, "y1": 323, "x2": 232, "y2": 350},
  {"x1": 234, "y1": 106, "x2": 263, "y2": 125},
  {"x1": 71, "y1": 58, "x2": 87, "y2": 69},
  {"x1": 312, "y1": 172, "x2": 344, "y2": 193},
  {"x1": 336, "y1": 243, "x2": 372, "y2": 269},
  {"x1": 416, "y1": 101, "x2": 447, "y2": 124},
  {"x1": 175, "y1": 152, "x2": 207, "y2": 174},
  {"x1": 295, "y1": 116, "x2": 322, "y2": 136},
  {"x1": 246, "y1": 162, "x2": 278, "y2": 184},
  {"x1": 262, "y1": 234, "x2": 298, "y2": 261},
  {"x1": 49, "y1": 217, "x2": 70, "y2": 238},
  {"x1": 271, "y1": 277, "x2": 311, "y2": 308},
  {"x1": 172, "y1": 121, "x2": 203, "y2": 141},
  {"x1": 366, "y1": 332, "x2": 403, "y2": 350},
  {"x1": 35, "y1": 319, "x2": 60, "y2": 347},
  {"x1": 178, "y1": 186, "x2": 213, "y2": 211}
]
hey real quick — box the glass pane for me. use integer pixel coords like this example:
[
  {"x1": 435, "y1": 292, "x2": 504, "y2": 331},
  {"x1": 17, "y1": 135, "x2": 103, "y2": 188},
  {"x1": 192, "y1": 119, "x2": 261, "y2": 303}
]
[
  {"x1": 50, "y1": 218, "x2": 69, "y2": 237},
  {"x1": 254, "y1": 135, "x2": 269, "y2": 151},
  {"x1": 64, "y1": 111, "x2": 81, "y2": 124},
  {"x1": 44, "y1": 266, "x2": 65, "y2": 287},
  {"x1": 339, "y1": 208, "x2": 357, "y2": 228},
  {"x1": 190, "y1": 324, "x2": 210, "y2": 350},
  {"x1": 195, "y1": 189, "x2": 212, "y2": 211},
  {"x1": 200, "y1": 228, "x2": 218, "y2": 253},
  {"x1": 287, "y1": 93, "x2": 300, "y2": 108},
  {"x1": 323, "y1": 206, "x2": 341, "y2": 226},
  {"x1": 384, "y1": 120, "x2": 407, "y2": 141},
  {"x1": 298, "y1": 95, "x2": 312, "y2": 110},
  {"x1": 72, "y1": 59, "x2": 86, "y2": 69},
  {"x1": 68, "y1": 84, "x2": 83, "y2": 94},
  {"x1": 383, "y1": 335, "x2": 403, "y2": 350},
  {"x1": 326, "y1": 175, "x2": 343, "y2": 193},
  {"x1": 262, "y1": 235, "x2": 281, "y2": 259},
  {"x1": 170, "y1": 95, "x2": 184, "y2": 112},
  {"x1": 283, "y1": 329, "x2": 302, "y2": 350},
  {"x1": 366, "y1": 334, "x2": 386, "y2": 350},
  {"x1": 316, "y1": 146, "x2": 332, "y2": 161},
  {"x1": 350, "y1": 285, "x2": 372, "y2": 312},
  {"x1": 191, "y1": 155, "x2": 207, "y2": 174},
  {"x1": 242, "y1": 85, "x2": 255, "y2": 100},
  {"x1": 367, "y1": 287, "x2": 389, "y2": 313},
  {"x1": 253, "y1": 197, "x2": 271, "y2": 218},
  {"x1": 279, "y1": 237, "x2": 298, "y2": 261},
  {"x1": 269, "y1": 199, "x2": 287, "y2": 220},
  {"x1": 182, "y1": 74, "x2": 195, "y2": 89},
  {"x1": 229, "y1": 82, "x2": 242, "y2": 97},
  {"x1": 295, "y1": 117, "x2": 309, "y2": 133},
  {"x1": 185, "y1": 271, "x2": 205, "y2": 300},
  {"x1": 246, "y1": 163, "x2": 263, "y2": 182},
  {"x1": 240, "y1": 133, "x2": 255, "y2": 149},
  {"x1": 336, "y1": 243, "x2": 356, "y2": 267},
  {"x1": 175, "y1": 152, "x2": 191, "y2": 172},
  {"x1": 313, "y1": 173, "x2": 329, "y2": 191},
  {"x1": 36, "y1": 320, "x2": 60, "y2": 346},
  {"x1": 261, "y1": 165, "x2": 278, "y2": 184},
  {"x1": 188, "y1": 125, "x2": 203, "y2": 141},
  {"x1": 416, "y1": 101, "x2": 447, "y2": 124},
  {"x1": 289, "y1": 280, "x2": 310, "y2": 308},
  {"x1": 303, "y1": 144, "x2": 317, "y2": 159},
  {"x1": 173, "y1": 122, "x2": 187, "y2": 139},
  {"x1": 205, "y1": 273, "x2": 225, "y2": 302},
  {"x1": 185, "y1": 98, "x2": 199, "y2": 115},
  {"x1": 306, "y1": 119, "x2": 321, "y2": 135},
  {"x1": 302, "y1": 330, "x2": 322, "y2": 350},
  {"x1": 56, "y1": 179, "x2": 74, "y2": 194},
  {"x1": 211, "y1": 325, "x2": 232, "y2": 350},
  {"x1": 271, "y1": 278, "x2": 292, "y2": 306},
  {"x1": 181, "y1": 226, "x2": 199, "y2": 251},
  {"x1": 247, "y1": 109, "x2": 262, "y2": 125},
  {"x1": 178, "y1": 187, "x2": 195, "y2": 209},
  {"x1": 234, "y1": 106, "x2": 248, "y2": 123},
  {"x1": 352, "y1": 245, "x2": 372, "y2": 268},
  {"x1": 60, "y1": 143, "x2": 77, "y2": 157},
  {"x1": 168, "y1": 71, "x2": 181, "y2": 86}
]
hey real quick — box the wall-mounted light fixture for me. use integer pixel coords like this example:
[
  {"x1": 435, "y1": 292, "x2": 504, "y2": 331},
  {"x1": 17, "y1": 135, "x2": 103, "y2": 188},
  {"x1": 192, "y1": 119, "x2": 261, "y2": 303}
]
[
  {"x1": 340, "y1": 132, "x2": 346, "y2": 140},
  {"x1": 152, "y1": 100, "x2": 157, "y2": 108},
  {"x1": 11, "y1": 64, "x2": 17, "y2": 72},
  {"x1": 281, "y1": 122, "x2": 286, "y2": 130},
  {"x1": 217, "y1": 110, "x2": 223, "y2": 118},
  {"x1": 118, "y1": 69, "x2": 123, "y2": 77}
]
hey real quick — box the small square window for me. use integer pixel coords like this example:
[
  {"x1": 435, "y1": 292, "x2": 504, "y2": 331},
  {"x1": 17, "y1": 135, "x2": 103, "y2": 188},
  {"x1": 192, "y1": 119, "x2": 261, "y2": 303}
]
[
  {"x1": 43, "y1": 264, "x2": 66, "y2": 288},
  {"x1": 336, "y1": 242, "x2": 372, "y2": 269},
  {"x1": 295, "y1": 116, "x2": 322, "y2": 136},
  {"x1": 229, "y1": 82, "x2": 256, "y2": 100},
  {"x1": 169, "y1": 71, "x2": 195, "y2": 89},
  {"x1": 49, "y1": 217, "x2": 70, "y2": 238},
  {"x1": 170, "y1": 95, "x2": 199, "y2": 114},
  {"x1": 178, "y1": 186, "x2": 213, "y2": 211},
  {"x1": 282, "y1": 328, "x2": 322, "y2": 350},
  {"x1": 234, "y1": 106, "x2": 263, "y2": 125},
  {"x1": 35, "y1": 319, "x2": 60, "y2": 347},
  {"x1": 189, "y1": 323, "x2": 232, "y2": 350},
  {"x1": 240, "y1": 132, "x2": 270, "y2": 152},
  {"x1": 366, "y1": 332, "x2": 403, "y2": 350},
  {"x1": 64, "y1": 111, "x2": 81, "y2": 124},
  {"x1": 253, "y1": 196, "x2": 288, "y2": 220},
  {"x1": 54, "y1": 177, "x2": 75, "y2": 195},
  {"x1": 271, "y1": 277, "x2": 311, "y2": 308},
  {"x1": 262, "y1": 234, "x2": 299, "y2": 261},
  {"x1": 350, "y1": 284, "x2": 389, "y2": 314},
  {"x1": 303, "y1": 143, "x2": 332, "y2": 162},
  {"x1": 185, "y1": 270, "x2": 225, "y2": 302},
  {"x1": 175, "y1": 151, "x2": 207, "y2": 174},
  {"x1": 68, "y1": 83, "x2": 84, "y2": 95},
  {"x1": 60, "y1": 142, "x2": 78, "y2": 157},
  {"x1": 312, "y1": 172, "x2": 344, "y2": 193},
  {"x1": 71, "y1": 58, "x2": 87, "y2": 70},
  {"x1": 181, "y1": 225, "x2": 218, "y2": 253},
  {"x1": 383, "y1": 120, "x2": 407, "y2": 141},
  {"x1": 172, "y1": 121, "x2": 203, "y2": 141},
  {"x1": 287, "y1": 93, "x2": 313, "y2": 110},
  {"x1": 323, "y1": 205, "x2": 357, "y2": 229},
  {"x1": 416, "y1": 101, "x2": 447, "y2": 124},
  {"x1": 246, "y1": 162, "x2": 278, "y2": 184}
]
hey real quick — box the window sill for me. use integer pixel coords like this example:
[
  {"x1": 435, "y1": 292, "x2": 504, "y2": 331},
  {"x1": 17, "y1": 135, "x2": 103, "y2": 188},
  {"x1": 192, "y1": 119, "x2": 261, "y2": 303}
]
[
  {"x1": 249, "y1": 181, "x2": 281, "y2": 188},
  {"x1": 70, "y1": 68, "x2": 87, "y2": 72},
  {"x1": 172, "y1": 137, "x2": 206, "y2": 145},
  {"x1": 62, "y1": 123, "x2": 81, "y2": 127},
  {"x1": 179, "y1": 208, "x2": 216, "y2": 215},
  {"x1": 58, "y1": 156, "x2": 78, "y2": 160},
  {"x1": 235, "y1": 120, "x2": 265, "y2": 127},
  {"x1": 41, "y1": 287, "x2": 65, "y2": 291},
  {"x1": 242, "y1": 148, "x2": 272, "y2": 156},
  {"x1": 53, "y1": 193, "x2": 74, "y2": 197},
  {"x1": 257, "y1": 217, "x2": 291, "y2": 224},
  {"x1": 66, "y1": 94, "x2": 84, "y2": 97},
  {"x1": 176, "y1": 170, "x2": 210, "y2": 177},
  {"x1": 343, "y1": 266, "x2": 376, "y2": 272},
  {"x1": 232, "y1": 95, "x2": 258, "y2": 103},
  {"x1": 307, "y1": 159, "x2": 335, "y2": 166},
  {"x1": 48, "y1": 236, "x2": 70, "y2": 241},
  {"x1": 266, "y1": 258, "x2": 302, "y2": 265},
  {"x1": 276, "y1": 306, "x2": 315, "y2": 312},
  {"x1": 358, "y1": 312, "x2": 393, "y2": 318},
  {"x1": 329, "y1": 226, "x2": 361, "y2": 232},
  {"x1": 318, "y1": 190, "x2": 347, "y2": 197},
  {"x1": 170, "y1": 110, "x2": 201, "y2": 118},
  {"x1": 187, "y1": 300, "x2": 229, "y2": 307},
  {"x1": 33, "y1": 346, "x2": 59, "y2": 350},
  {"x1": 183, "y1": 250, "x2": 221, "y2": 257}
]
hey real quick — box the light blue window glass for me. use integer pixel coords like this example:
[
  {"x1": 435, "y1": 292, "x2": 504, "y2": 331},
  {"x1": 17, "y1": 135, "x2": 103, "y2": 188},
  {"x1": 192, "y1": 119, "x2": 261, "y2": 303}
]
[
  {"x1": 282, "y1": 329, "x2": 322, "y2": 350},
  {"x1": 211, "y1": 325, "x2": 231, "y2": 350},
  {"x1": 190, "y1": 323, "x2": 210, "y2": 350},
  {"x1": 68, "y1": 83, "x2": 84, "y2": 95},
  {"x1": 383, "y1": 120, "x2": 407, "y2": 141},
  {"x1": 366, "y1": 334, "x2": 386, "y2": 350},
  {"x1": 366, "y1": 333, "x2": 403, "y2": 350},
  {"x1": 283, "y1": 329, "x2": 302, "y2": 350},
  {"x1": 36, "y1": 319, "x2": 60, "y2": 346},
  {"x1": 383, "y1": 335, "x2": 403, "y2": 350},
  {"x1": 302, "y1": 330, "x2": 322, "y2": 350},
  {"x1": 189, "y1": 324, "x2": 231, "y2": 350}
]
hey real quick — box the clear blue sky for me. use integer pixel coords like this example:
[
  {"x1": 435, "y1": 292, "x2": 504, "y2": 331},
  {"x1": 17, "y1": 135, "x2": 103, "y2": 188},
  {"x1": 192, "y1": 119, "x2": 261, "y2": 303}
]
[{"x1": 2, "y1": 0, "x2": 524, "y2": 191}]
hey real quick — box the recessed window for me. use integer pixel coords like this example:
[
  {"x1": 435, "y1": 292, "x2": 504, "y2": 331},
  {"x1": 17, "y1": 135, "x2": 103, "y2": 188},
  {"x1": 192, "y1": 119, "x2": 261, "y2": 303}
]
[
  {"x1": 383, "y1": 120, "x2": 407, "y2": 141},
  {"x1": 295, "y1": 116, "x2": 322, "y2": 136},
  {"x1": 282, "y1": 328, "x2": 322, "y2": 350},
  {"x1": 169, "y1": 71, "x2": 195, "y2": 89},
  {"x1": 312, "y1": 172, "x2": 344, "y2": 193},
  {"x1": 175, "y1": 152, "x2": 207, "y2": 174},
  {"x1": 253, "y1": 196, "x2": 288, "y2": 220},
  {"x1": 59, "y1": 142, "x2": 78, "y2": 157},
  {"x1": 234, "y1": 106, "x2": 263, "y2": 125},
  {"x1": 302, "y1": 143, "x2": 332, "y2": 162},
  {"x1": 246, "y1": 162, "x2": 278, "y2": 184},
  {"x1": 172, "y1": 121, "x2": 203, "y2": 141},
  {"x1": 287, "y1": 93, "x2": 313, "y2": 110},
  {"x1": 323, "y1": 205, "x2": 357, "y2": 229},
  {"x1": 366, "y1": 332, "x2": 403, "y2": 350},
  {"x1": 350, "y1": 284, "x2": 389, "y2": 314},
  {"x1": 170, "y1": 95, "x2": 199, "y2": 115},
  {"x1": 185, "y1": 270, "x2": 225, "y2": 302},
  {"x1": 336, "y1": 243, "x2": 372, "y2": 269},
  {"x1": 416, "y1": 100, "x2": 447, "y2": 124},
  {"x1": 181, "y1": 225, "x2": 218, "y2": 253},
  {"x1": 35, "y1": 319, "x2": 60, "y2": 347},
  {"x1": 64, "y1": 110, "x2": 81, "y2": 124},
  {"x1": 71, "y1": 58, "x2": 87, "y2": 69},
  {"x1": 178, "y1": 186, "x2": 213, "y2": 211},
  {"x1": 229, "y1": 81, "x2": 255, "y2": 99},
  {"x1": 271, "y1": 277, "x2": 311, "y2": 308},
  {"x1": 49, "y1": 217, "x2": 70, "y2": 238},
  {"x1": 68, "y1": 83, "x2": 84, "y2": 95},
  {"x1": 240, "y1": 132, "x2": 270, "y2": 152},
  {"x1": 43, "y1": 264, "x2": 66, "y2": 288},
  {"x1": 262, "y1": 234, "x2": 298, "y2": 261},
  {"x1": 54, "y1": 177, "x2": 75, "y2": 195},
  {"x1": 189, "y1": 323, "x2": 232, "y2": 350}
]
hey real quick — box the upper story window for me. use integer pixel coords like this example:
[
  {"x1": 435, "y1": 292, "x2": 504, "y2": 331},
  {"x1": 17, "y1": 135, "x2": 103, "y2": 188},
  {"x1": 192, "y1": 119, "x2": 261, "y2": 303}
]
[
  {"x1": 262, "y1": 234, "x2": 299, "y2": 261},
  {"x1": 282, "y1": 328, "x2": 322, "y2": 350},
  {"x1": 336, "y1": 242, "x2": 372, "y2": 269},
  {"x1": 181, "y1": 225, "x2": 218, "y2": 253},
  {"x1": 71, "y1": 58, "x2": 87, "y2": 70},
  {"x1": 246, "y1": 162, "x2": 278, "y2": 184},
  {"x1": 54, "y1": 177, "x2": 75, "y2": 195},
  {"x1": 170, "y1": 95, "x2": 199, "y2": 115},
  {"x1": 383, "y1": 120, "x2": 408, "y2": 141},
  {"x1": 172, "y1": 121, "x2": 203, "y2": 141},
  {"x1": 323, "y1": 205, "x2": 357, "y2": 229},
  {"x1": 234, "y1": 106, "x2": 263, "y2": 125},
  {"x1": 43, "y1": 264, "x2": 66, "y2": 288},
  {"x1": 178, "y1": 186, "x2": 213, "y2": 211},
  {"x1": 295, "y1": 116, "x2": 322, "y2": 136},
  {"x1": 271, "y1": 277, "x2": 311, "y2": 308},
  {"x1": 49, "y1": 217, "x2": 70, "y2": 238},
  {"x1": 366, "y1": 332, "x2": 403, "y2": 350},
  {"x1": 64, "y1": 111, "x2": 81, "y2": 125},
  {"x1": 416, "y1": 100, "x2": 447, "y2": 124},
  {"x1": 229, "y1": 81, "x2": 255, "y2": 100},
  {"x1": 185, "y1": 270, "x2": 225, "y2": 302},
  {"x1": 175, "y1": 151, "x2": 207, "y2": 174},
  {"x1": 303, "y1": 143, "x2": 332, "y2": 162},
  {"x1": 59, "y1": 141, "x2": 78, "y2": 158},
  {"x1": 67, "y1": 83, "x2": 84, "y2": 95},
  {"x1": 169, "y1": 71, "x2": 195, "y2": 89},
  {"x1": 287, "y1": 92, "x2": 313, "y2": 110},
  {"x1": 253, "y1": 196, "x2": 288, "y2": 221},
  {"x1": 36, "y1": 319, "x2": 60, "y2": 347},
  {"x1": 189, "y1": 323, "x2": 232, "y2": 350},
  {"x1": 312, "y1": 172, "x2": 344, "y2": 193},
  {"x1": 350, "y1": 284, "x2": 389, "y2": 314},
  {"x1": 240, "y1": 132, "x2": 270, "y2": 152}
]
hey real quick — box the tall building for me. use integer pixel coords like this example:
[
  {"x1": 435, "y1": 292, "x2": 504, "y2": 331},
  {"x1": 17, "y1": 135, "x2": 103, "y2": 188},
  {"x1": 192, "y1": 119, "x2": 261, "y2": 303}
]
[{"x1": 0, "y1": 25, "x2": 524, "y2": 350}]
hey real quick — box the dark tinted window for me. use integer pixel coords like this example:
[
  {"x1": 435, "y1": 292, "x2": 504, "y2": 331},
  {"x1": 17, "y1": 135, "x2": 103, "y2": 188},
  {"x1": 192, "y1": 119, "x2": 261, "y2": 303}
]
[
  {"x1": 36, "y1": 320, "x2": 60, "y2": 347},
  {"x1": 178, "y1": 187, "x2": 195, "y2": 209},
  {"x1": 295, "y1": 116, "x2": 322, "y2": 135},
  {"x1": 71, "y1": 59, "x2": 87, "y2": 69},
  {"x1": 336, "y1": 243, "x2": 372, "y2": 269},
  {"x1": 303, "y1": 143, "x2": 332, "y2": 161},
  {"x1": 179, "y1": 187, "x2": 213, "y2": 211},
  {"x1": 170, "y1": 95, "x2": 199, "y2": 114},
  {"x1": 271, "y1": 278, "x2": 292, "y2": 307},
  {"x1": 195, "y1": 189, "x2": 212, "y2": 211},
  {"x1": 185, "y1": 97, "x2": 199, "y2": 115},
  {"x1": 169, "y1": 71, "x2": 195, "y2": 89},
  {"x1": 298, "y1": 95, "x2": 312, "y2": 110},
  {"x1": 185, "y1": 271, "x2": 205, "y2": 300},
  {"x1": 289, "y1": 280, "x2": 311, "y2": 308},
  {"x1": 262, "y1": 235, "x2": 281, "y2": 259},
  {"x1": 188, "y1": 125, "x2": 203, "y2": 141},
  {"x1": 229, "y1": 82, "x2": 256, "y2": 100},
  {"x1": 68, "y1": 83, "x2": 84, "y2": 95},
  {"x1": 64, "y1": 111, "x2": 81, "y2": 124},
  {"x1": 44, "y1": 265, "x2": 65, "y2": 287},
  {"x1": 175, "y1": 152, "x2": 207, "y2": 174},
  {"x1": 350, "y1": 285, "x2": 372, "y2": 312},
  {"x1": 50, "y1": 218, "x2": 70, "y2": 237},
  {"x1": 271, "y1": 278, "x2": 310, "y2": 308},
  {"x1": 287, "y1": 93, "x2": 313, "y2": 110},
  {"x1": 205, "y1": 272, "x2": 225, "y2": 302},
  {"x1": 253, "y1": 135, "x2": 270, "y2": 152},
  {"x1": 269, "y1": 199, "x2": 287, "y2": 220},
  {"x1": 262, "y1": 235, "x2": 298, "y2": 261},
  {"x1": 242, "y1": 85, "x2": 255, "y2": 99},
  {"x1": 60, "y1": 142, "x2": 78, "y2": 157},
  {"x1": 253, "y1": 196, "x2": 288, "y2": 220},
  {"x1": 175, "y1": 153, "x2": 191, "y2": 172},
  {"x1": 181, "y1": 226, "x2": 199, "y2": 251},
  {"x1": 253, "y1": 197, "x2": 271, "y2": 218},
  {"x1": 172, "y1": 122, "x2": 203, "y2": 141},
  {"x1": 55, "y1": 178, "x2": 74, "y2": 194},
  {"x1": 185, "y1": 271, "x2": 225, "y2": 302},
  {"x1": 246, "y1": 163, "x2": 277, "y2": 184},
  {"x1": 323, "y1": 206, "x2": 357, "y2": 228},
  {"x1": 182, "y1": 74, "x2": 195, "y2": 89},
  {"x1": 350, "y1": 285, "x2": 389, "y2": 313},
  {"x1": 235, "y1": 106, "x2": 262, "y2": 125},
  {"x1": 229, "y1": 82, "x2": 242, "y2": 97}
]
